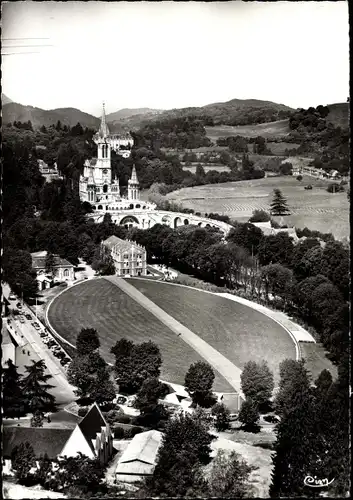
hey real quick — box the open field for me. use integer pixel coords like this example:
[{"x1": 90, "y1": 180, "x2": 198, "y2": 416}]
[
  {"x1": 205, "y1": 119, "x2": 290, "y2": 141},
  {"x1": 128, "y1": 279, "x2": 296, "y2": 384},
  {"x1": 47, "y1": 279, "x2": 234, "y2": 392},
  {"x1": 166, "y1": 175, "x2": 349, "y2": 240}
]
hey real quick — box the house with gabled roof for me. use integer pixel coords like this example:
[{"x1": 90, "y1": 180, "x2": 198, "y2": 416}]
[
  {"x1": 31, "y1": 251, "x2": 75, "y2": 286},
  {"x1": 115, "y1": 430, "x2": 163, "y2": 482},
  {"x1": 3, "y1": 403, "x2": 114, "y2": 474}
]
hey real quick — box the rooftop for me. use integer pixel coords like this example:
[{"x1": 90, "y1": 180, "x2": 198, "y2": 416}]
[
  {"x1": 78, "y1": 403, "x2": 108, "y2": 454},
  {"x1": 103, "y1": 235, "x2": 145, "y2": 254},
  {"x1": 116, "y1": 430, "x2": 163, "y2": 475},
  {"x1": 3, "y1": 427, "x2": 72, "y2": 460},
  {"x1": 31, "y1": 251, "x2": 75, "y2": 270}
]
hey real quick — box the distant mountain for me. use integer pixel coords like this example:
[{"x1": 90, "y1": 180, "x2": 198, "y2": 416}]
[
  {"x1": 2, "y1": 102, "x2": 100, "y2": 129},
  {"x1": 2, "y1": 93, "x2": 13, "y2": 105},
  {"x1": 110, "y1": 98, "x2": 295, "y2": 130},
  {"x1": 106, "y1": 107, "x2": 163, "y2": 121}
]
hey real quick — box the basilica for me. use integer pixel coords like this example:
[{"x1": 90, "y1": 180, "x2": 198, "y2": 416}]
[{"x1": 79, "y1": 104, "x2": 156, "y2": 213}]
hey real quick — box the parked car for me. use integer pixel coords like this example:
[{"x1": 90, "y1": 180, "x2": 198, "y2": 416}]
[
  {"x1": 17, "y1": 303, "x2": 22, "y2": 308},
  {"x1": 47, "y1": 341, "x2": 56, "y2": 348},
  {"x1": 60, "y1": 358, "x2": 69, "y2": 366},
  {"x1": 19, "y1": 316, "x2": 25, "y2": 324},
  {"x1": 9, "y1": 294, "x2": 17, "y2": 300},
  {"x1": 117, "y1": 396, "x2": 127, "y2": 405},
  {"x1": 263, "y1": 414, "x2": 280, "y2": 424},
  {"x1": 25, "y1": 314, "x2": 32, "y2": 320},
  {"x1": 304, "y1": 184, "x2": 313, "y2": 190},
  {"x1": 31, "y1": 322, "x2": 40, "y2": 330}
]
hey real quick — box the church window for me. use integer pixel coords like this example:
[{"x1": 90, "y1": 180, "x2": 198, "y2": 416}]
[
  {"x1": 124, "y1": 254, "x2": 128, "y2": 259},
  {"x1": 64, "y1": 269, "x2": 69, "y2": 277},
  {"x1": 98, "y1": 205, "x2": 103, "y2": 210},
  {"x1": 136, "y1": 204, "x2": 140, "y2": 209},
  {"x1": 103, "y1": 185, "x2": 108, "y2": 193}
]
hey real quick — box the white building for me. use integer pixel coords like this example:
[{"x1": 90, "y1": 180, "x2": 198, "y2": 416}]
[
  {"x1": 102, "y1": 235, "x2": 147, "y2": 277},
  {"x1": 115, "y1": 430, "x2": 164, "y2": 483},
  {"x1": 79, "y1": 103, "x2": 155, "y2": 212}
]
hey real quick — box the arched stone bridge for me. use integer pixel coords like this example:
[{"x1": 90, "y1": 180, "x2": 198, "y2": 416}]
[{"x1": 88, "y1": 209, "x2": 233, "y2": 235}]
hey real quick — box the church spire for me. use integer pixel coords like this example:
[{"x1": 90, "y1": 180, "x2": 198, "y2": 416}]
[
  {"x1": 98, "y1": 101, "x2": 110, "y2": 139},
  {"x1": 130, "y1": 164, "x2": 139, "y2": 184}
]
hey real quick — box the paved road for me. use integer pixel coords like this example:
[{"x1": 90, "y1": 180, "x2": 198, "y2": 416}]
[
  {"x1": 2, "y1": 284, "x2": 76, "y2": 405},
  {"x1": 105, "y1": 276, "x2": 244, "y2": 396}
]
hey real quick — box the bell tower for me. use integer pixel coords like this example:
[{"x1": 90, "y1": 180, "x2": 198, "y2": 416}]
[
  {"x1": 96, "y1": 102, "x2": 111, "y2": 185},
  {"x1": 128, "y1": 165, "x2": 140, "y2": 201}
]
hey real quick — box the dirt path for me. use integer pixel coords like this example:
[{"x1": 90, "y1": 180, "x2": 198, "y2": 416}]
[{"x1": 104, "y1": 276, "x2": 244, "y2": 395}]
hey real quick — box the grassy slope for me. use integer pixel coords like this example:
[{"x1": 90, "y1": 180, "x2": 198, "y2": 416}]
[
  {"x1": 205, "y1": 119, "x2": 290, "y2": 141},
  {"x1": 47, "y1": 279, "x2": 234, "y2": 392},
  {"x1": 128, "y1": 279, "x2": 296, "y2": 384}
]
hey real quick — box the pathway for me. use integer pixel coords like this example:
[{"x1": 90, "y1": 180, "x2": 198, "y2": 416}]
[{"x1": 104, "y1": 276, "x2": 244, "y2": 396}]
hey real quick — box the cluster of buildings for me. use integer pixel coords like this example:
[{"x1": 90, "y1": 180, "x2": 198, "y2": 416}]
[
  {"x1": 79, "y1": 104, "x2": 155, "y2": 213},
  {"x1": 37, "y1": 159, "x2": 63, "y2": 182},
  {"x1": 291, "y1": 163, "x2": 342, "y2": 181},
  {"x1": 3, "y1": 402, "x2": 164, "y2": 484}
]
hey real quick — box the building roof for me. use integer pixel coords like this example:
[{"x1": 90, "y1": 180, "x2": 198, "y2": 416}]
[
  {"x1": 3, "y1": 427, "x2": 72, "y2": 460},
  {"x1": 129, "y1": 165, "x2": 139, "y2": 184},
  {"x1": 117, "y1": 430, "x2": 163, "y2": 467},
  {"x1": 31, "y1": 251, "x2": 75, "y2": 270},
  {"x1": 78, "y1": 402, "x2": 108, "y2": 454},
  {"x1": 103, "y1": 236, "x2": 145, "y2": 254}
]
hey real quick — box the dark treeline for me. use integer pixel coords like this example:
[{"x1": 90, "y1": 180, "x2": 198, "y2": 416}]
[{"x1": 288, "y1": 105, "x2": 349, "y2": 175}]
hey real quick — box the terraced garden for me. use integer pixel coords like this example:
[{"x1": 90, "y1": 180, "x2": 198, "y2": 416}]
[
  {"x1": 128, "y1": 279, "x2": 296, "y2": 384},
  {"x1": 47, "y1": 279, "x2": 234, "y2": 392}
]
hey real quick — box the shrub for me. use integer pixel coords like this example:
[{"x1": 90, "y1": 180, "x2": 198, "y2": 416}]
[
  {"x1": 113, "y1": 426, "x2": 125, "y2": 439},
  {"x1": 327, "y1": 183, "x2": 344, "y2": 193},
  {"x1": 78, "y1": 407, "x2": 88, "y2": 417},
  {"x1": 115, "y1": 414, "x2": 131, "y2": 424},
  {"x1": 124, "y1": 426, "x2": 143, "y2": 439},
  {"x1": 254, "y1": 441, "x2": 274, "y2": 450},
  {"x1": 296, "y1": 175, "x2": 303, "y2": 181},
  {"x1": 103, "y1": 409, "x2": 123, "y2": 425}
]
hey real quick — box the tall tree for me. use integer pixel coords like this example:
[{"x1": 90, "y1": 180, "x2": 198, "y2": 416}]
[
  {"x1": 270, "y1": 365, "x2": 326, "y2": 498},
  {"x1": 147, "y1": 411, "x2": 215, "y2": 497},
  {"x1": 206, "y1": 449, "x2": 255, "y2": 498},
  {"x1": 270, "y1": 189, "x2": 291, "y2": 216},
  {"x1": 238, "y1": 398, "x2": 260, "y2": 430},
  {"x1": 45, "y1": 251, "x2": 56, "y2": 276},
  {"x1": 3, "y1": 359, "x2": 25, "y2": 418},
  {"x1": 240, "y1": 360, "x2": 274, "y2": 407},
  {"x1": 21, "y1": 359, "x2": 57, "y2": 416},
  {"x1": 185, "y1": 361, "x2": 216, "y2": 407},
  {"x1": 211, "y1": 402, "x2": 231, "y2": 431},
  {"x1": 274, "y1": 359, "x2": 311, "y2": 416},
  {"x1": 76, "y1": 327, "x2": 100, "y2": 356}
]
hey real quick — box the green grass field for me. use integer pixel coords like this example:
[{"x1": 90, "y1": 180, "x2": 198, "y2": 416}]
[
  {"x1": 205, "y1": 119, "x2": 290, "y2": 141},
  {"x1": 47, "y1": 279, "x2": 234, "y2": 392},
  {"x1": 166, "y1": 175, "x2": 349, "y2": 240},
  {"x1": 127, "y1": 279, "x2": 296, "y2": 384}
]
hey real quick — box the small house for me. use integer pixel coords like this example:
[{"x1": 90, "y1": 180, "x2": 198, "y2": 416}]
[
  {"x1": 115, "y1": 430, "x2": 163, "y2": 483},
  {"x1": 31, "y1": 251, "x2": 75, "y2": 284}
]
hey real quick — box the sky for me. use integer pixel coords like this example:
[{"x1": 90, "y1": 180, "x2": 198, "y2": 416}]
[{"x1": 2, "y1": 1, "x2": 349, "y2": 116}]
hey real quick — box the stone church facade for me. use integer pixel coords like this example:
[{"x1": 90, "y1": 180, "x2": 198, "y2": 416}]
[{"x1": 79, "y1": 103, "x2": 155, "y2": 213}]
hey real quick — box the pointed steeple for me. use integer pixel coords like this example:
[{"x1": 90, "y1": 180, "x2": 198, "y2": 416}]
[
  {"x1": 98, "y1": 102, "x2": 110, "y2": 139},
  {"x1": 130, "y1": 165, "x2": 139, "y2": 184}
]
